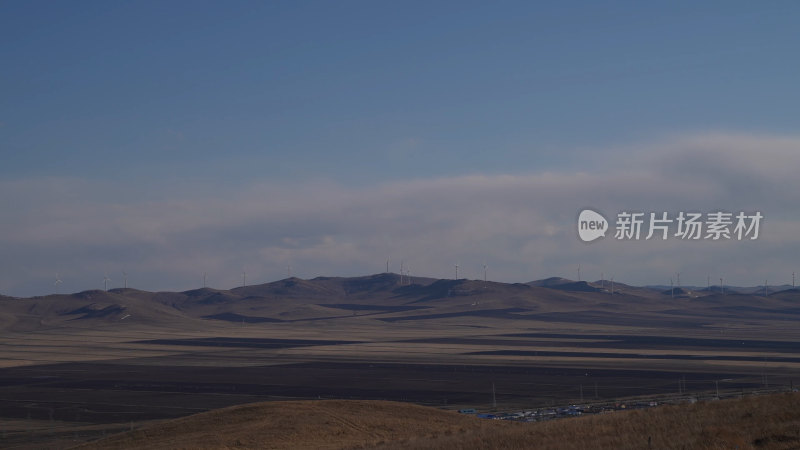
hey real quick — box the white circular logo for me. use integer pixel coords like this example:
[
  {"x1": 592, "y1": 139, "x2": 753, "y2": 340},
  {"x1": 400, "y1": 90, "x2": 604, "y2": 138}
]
[{"x1": 577, "y1": 209, "x2": 608, "y2": 242}]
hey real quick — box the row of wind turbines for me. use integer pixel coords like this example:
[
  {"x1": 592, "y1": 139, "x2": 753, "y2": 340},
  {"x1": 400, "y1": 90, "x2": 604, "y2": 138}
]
[
  {"x1": 665, "y1": 272, "x2": 797, "y2": 298},
  {"x1": 387, "y1": 259, "x2": 490, "y2": 284},
  {"x1": 579, "y1": 264, "x2": 796, "y2": 298},
  {"x1": 53, "y1": 271, "x2": 128, "y2": 293},
  {"x1": 50, "y1": 265, "x2": 797, "y2": 295}
]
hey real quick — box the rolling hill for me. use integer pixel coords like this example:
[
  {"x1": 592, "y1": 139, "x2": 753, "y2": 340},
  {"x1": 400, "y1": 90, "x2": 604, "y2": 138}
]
[
  {"x1": 1, "y1": 273, "x2": 799, "y2": 332},
  {"x1": 3, "y1": 273, "x2": 800, "y2": 449},
  {"x1": 74, "y1": 393, "x2": 800, "y2": 449}
]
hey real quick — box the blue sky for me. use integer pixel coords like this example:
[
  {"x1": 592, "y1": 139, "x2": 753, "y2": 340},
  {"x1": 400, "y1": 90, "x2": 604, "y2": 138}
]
[{"x1": 2, "y1": 1, "x2": 800, "y2": 295}]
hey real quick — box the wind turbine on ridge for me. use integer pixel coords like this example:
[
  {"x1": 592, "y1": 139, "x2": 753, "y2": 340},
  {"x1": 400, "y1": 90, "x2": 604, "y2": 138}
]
[{"x1": 54, "y1": 272, "x2": 62, "y2": 294}]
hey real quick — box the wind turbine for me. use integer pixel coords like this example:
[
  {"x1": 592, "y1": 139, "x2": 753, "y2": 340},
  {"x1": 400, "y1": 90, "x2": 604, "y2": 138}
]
[
  {"x1": 455, "y1": 262, "x2": 459, "y2": 280},
  {"x1": 103, "y1": 274, "x2": 111, "y2": 291},
  {"x1": 483, "y1": 263, "x2": 488, "y2": 283},
  {"x1": 203, "y1": 272, "x2": 207, "y2": 288},
  {"x1": 123, "y1": 271, "x2": 128, "y2": 289},
  {"x1": 54, "y1": 273, "x2": 62, "y2": 294},
  {"x1": 242, "y1": 271, "x2": 246, "y2": 287},
  {"x1": 670, "y1": 277, "x2": 674, "y2": 299}
]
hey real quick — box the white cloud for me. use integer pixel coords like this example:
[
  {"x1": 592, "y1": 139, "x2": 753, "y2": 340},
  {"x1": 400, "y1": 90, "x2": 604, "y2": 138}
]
[{"x1": 1, "y1": 132, "x2": 799, "y2": 296}]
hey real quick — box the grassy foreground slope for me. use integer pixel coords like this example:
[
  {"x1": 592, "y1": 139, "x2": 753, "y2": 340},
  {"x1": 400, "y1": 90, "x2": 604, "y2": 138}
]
[
  {"x1": 72, "y1": 400, "x2": 502, "y2": 450},
  {"x1": 75, "y1": 393, "x2": 800, "y2": 450}
]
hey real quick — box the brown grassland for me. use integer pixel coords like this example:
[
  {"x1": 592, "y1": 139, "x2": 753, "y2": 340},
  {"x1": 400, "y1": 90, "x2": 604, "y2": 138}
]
[
  {"x1": 2, "y1": 274, "x2": 799, "y2": 448},
  {"x1": 74, "y1": 393, "x2": 800, "y2": 450}
]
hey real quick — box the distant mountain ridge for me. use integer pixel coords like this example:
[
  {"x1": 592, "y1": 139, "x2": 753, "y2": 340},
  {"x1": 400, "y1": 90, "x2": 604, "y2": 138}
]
[
  {"x1": 1, "y1": 273, "x2": 798, "y2": 332},
  {"x1": 4, "y1": 273, "x2": 793, "y2": 301}
]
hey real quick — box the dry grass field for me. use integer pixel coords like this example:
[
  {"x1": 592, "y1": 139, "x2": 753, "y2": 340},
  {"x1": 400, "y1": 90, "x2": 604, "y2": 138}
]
[
  {"x1": 1, "y1": 274, "x2": 799, "y2": 448},
  {"x1": 73, "y1": 393, "x2": 800, "y2": 450}
]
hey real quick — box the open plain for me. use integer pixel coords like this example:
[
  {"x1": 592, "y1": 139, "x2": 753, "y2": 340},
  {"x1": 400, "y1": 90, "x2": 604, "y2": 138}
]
[{"x1": 1, "y1": 273, "x2": 799, "y2": 448}]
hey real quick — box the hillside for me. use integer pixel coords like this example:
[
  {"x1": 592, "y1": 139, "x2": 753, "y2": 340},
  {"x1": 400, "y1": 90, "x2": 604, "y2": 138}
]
[
  {"x1": 74, "y1": 393, "x2": 800, "y2": 450},
  {"x1": 72, "y1": 399, "x2": 498, "y2": 450},
  {"x1": 3, "y1": 273, "x2": 800, "y2": 449},
  {"x1": 3, "y1": 273, "x2": 799, "y2": 333}
]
